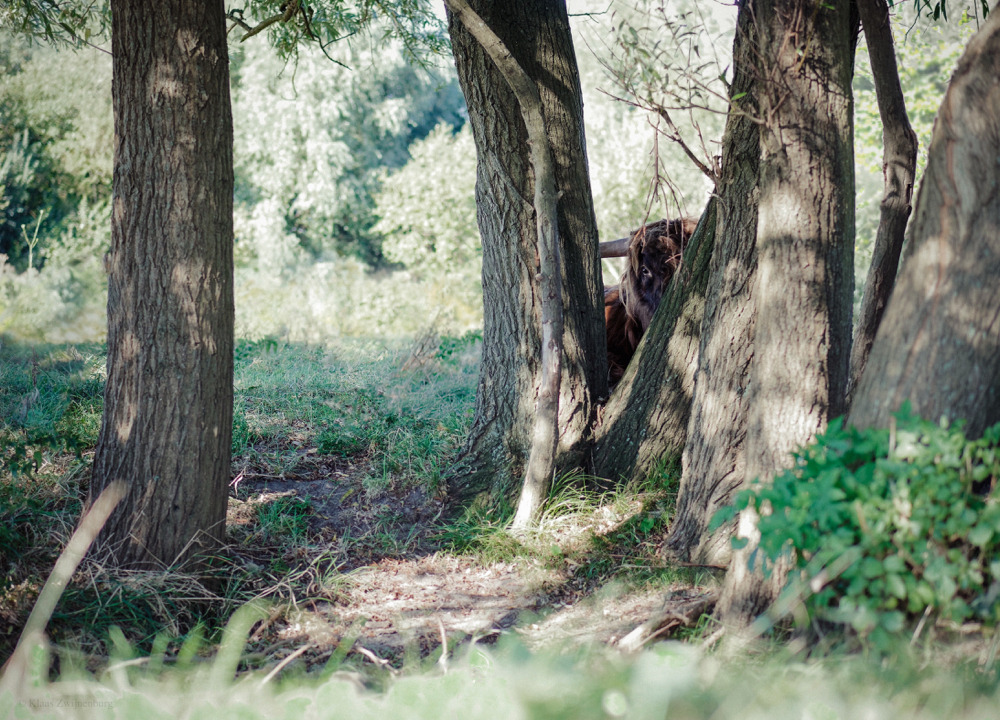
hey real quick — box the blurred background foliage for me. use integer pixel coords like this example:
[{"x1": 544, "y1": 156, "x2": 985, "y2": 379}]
[{"x1": 0, "y1": 0, "x2": 980, "y2": 345}]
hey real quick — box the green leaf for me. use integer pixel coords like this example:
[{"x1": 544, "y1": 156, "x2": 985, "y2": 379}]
[
  {"x1": 880, "y1": 610, "x2": 905, "y2": 632},
  {"x1": 969, "y1": 525, "x2": 993, "y2": 547},
  {"x1": 861, "y1": 557, "x2": 885, "y2": 579},
  {"x1": 886, "y1": 574, "x2": 907, "y2": 599}
]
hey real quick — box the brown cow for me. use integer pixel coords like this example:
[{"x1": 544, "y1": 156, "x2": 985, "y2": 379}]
[{"x1": 603, "y1": 217, "x2": 697, "y2": 388}]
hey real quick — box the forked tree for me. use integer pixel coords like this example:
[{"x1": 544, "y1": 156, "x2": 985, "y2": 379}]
[
  {"x1": 849, "y1": 4, "x2": 1000, "y2": 437},
  {"x1": 444, "y1": 0, "x2": 607, "y2": 509}
]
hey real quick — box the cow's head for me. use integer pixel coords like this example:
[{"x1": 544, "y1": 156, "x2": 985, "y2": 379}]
[{"x1": 620, "y1": 217, "x2": 696, "y2": 330}]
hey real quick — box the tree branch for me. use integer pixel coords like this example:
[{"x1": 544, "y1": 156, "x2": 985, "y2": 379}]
[{"x1": 848, "y1": 0, "x2": 918, "y2": 406}]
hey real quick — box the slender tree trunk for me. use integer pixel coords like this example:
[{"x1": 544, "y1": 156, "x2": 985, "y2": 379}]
[
  {"x1": 89, "y1": 0, "x2": 234, "y2": 569},
  {"x1": 849, "y1": 8, "x2": 1000, "y2": 437},
  {"x1": 847, "y1": 0, "x2": 918, "y2": 405},
  {"x1": 445, "y1": 0, "x2": 606, "y2": 506},
  {"x1": 664, "y1": 2, "x2": 761, "y2": 564},
  {"x1": 591, "y1": 199, "x2": 716, "y2": 484},
  {"x1": 717, "y1": 0, "x2": 857, "y2": 632}
]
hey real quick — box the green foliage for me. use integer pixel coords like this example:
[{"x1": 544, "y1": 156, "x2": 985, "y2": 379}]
[
  {"x1": 890, "y1": 0, "x2": 992, "y2": 21},
  {"x1": 435, "y1": 329, "x2": 482, "y2": 363},
  {"x1": 0, "y1": 0, "x2": 108, "y2": 45},
  {"x1": 230, "y1": 37, "x2": 464, "y2": 270},
  {"x1": 715, "y1": 408, "x2": 1000, "y2": 650},
  {"x1": 374, "y1": 123, "x2": 482, "y2": 323},
  {"x1": 14, "y1": 623, "x2": 1000, "y2": 720},
  {"x1": 0, "y1": 34, "x2": 112, "y2": 268},
  {"x1": 230, "y1": 0, "x2": 448, "y2": 63}
]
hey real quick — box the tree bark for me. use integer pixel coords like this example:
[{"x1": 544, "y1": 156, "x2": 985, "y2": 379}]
[
  {"x1": 849, "y1": 7, "x2": 1000, "y2": 438},
  {"x1": 664, "y1": 2, "x2": 761, "y2": 564},
  {"x1": 847, "y1": 0, "x2": 918, "y2": 405},
  {"x1": 592, "y1": 199, "x2": 716, "y2": 484},
  {"x1": 717, "y1": 0, "x2": 857, "y2": 633},
  {"x1": 89, "y1": 0, "x2": 234, "y2": 569},
  {"x1": 445, "y1": 0, "x2": 606, "y2": 506},
  {"x1": 440, "y1": 0, "x2": 565, "y2": 529}
]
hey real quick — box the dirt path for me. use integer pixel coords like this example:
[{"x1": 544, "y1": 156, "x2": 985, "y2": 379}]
[{"x1": 227, "y1": 457, "x2": 717, "y2": 667}]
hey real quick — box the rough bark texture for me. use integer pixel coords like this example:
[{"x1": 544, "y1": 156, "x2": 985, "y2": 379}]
[
  {"x1": 445, "y1": 0, "x2": 606, "y2": 505},
  {"x1": 849, "y1": 8, "x2": 1000, "y2": 438},
  {"x1": 718, "y1": 0, "x2": 857, "y2": 631},
  {"x1": 592, "y1": 200, "x2": 716, "y2": 484},
  {"x1": 89, "y1": 0, "x2": 234, "y2": 569},
  {"x1": 664, "y1": 3, "x2": 761, "y2": 564},
  {"x1": 441, "y1": 0, "x2": 564, "y2": 528},
  {"x1": 847, "y1": 0, "x2": 918, "y2": 405}
]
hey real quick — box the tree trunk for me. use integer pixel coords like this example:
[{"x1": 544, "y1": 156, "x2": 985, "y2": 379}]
[
  {"x1": 89, "y1": 0, "x2": 234, "y2": 569},
  {"x1": 439, "y1": 0, "x2": 565, "y2": 529},
  {"x1": 591, "y1": 199, "x2": 716, "y2": 484},
  {"x1": 717, "y1": 0, "x2": 857, "y2": 632},
  {"x1": 445, "y1": 0, "x2": 606, "y2": 506},
  {"x1": 664, "y1": 2, "x2": 761, "y2": 564},
  {"x1": 849, "y1": 7, "x2": 1000, "y2": 438},
  {"x1": 846, "y1": 0, "x2": 918, "y2": 405}
]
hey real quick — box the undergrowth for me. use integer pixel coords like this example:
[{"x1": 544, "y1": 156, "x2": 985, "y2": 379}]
[
  {"x1": 714, "y1": 406, "x2": 1000, "y2": 655},
  {"x1": 0, "y1": 333, "x2": 481, "y2": 662},
  {"x1": 6, "y1": 624, "x2": 1000, "y2": 720}
]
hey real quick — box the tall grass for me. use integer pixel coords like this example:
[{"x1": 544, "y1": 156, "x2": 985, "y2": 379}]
[{"x1": 3, "y1": 630, "x2": 1000, "y2": 719}]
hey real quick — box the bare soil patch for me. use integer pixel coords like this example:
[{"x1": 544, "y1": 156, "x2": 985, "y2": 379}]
[{"x1": 226, "y1": 452, "x2": 717, "y2": 669}]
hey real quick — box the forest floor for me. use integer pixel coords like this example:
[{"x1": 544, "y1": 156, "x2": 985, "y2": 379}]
[
  {"x1": 0, "y1": 339, "x2": 717, "y2": 674},
  {"x1": 226, "y1": 450, "x2": 719, "y2": 671}
]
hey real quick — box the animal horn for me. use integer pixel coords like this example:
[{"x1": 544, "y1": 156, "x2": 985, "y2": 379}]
[{"x1": 599, "y1": 236, "x2": 630, "y2": 258}]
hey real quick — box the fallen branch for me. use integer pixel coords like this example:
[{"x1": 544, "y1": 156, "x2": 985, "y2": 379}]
[{"x1": 616, "y1": 590, "x2": 718, "y2": 652}]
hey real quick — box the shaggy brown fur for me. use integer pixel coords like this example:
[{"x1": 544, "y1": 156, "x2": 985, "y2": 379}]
[{"x1": 605, "y1": 217, "x2": 697, "y2": 388}]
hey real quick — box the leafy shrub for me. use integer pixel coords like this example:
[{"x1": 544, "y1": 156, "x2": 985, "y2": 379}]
[{"x1": 715, "y1": 407, "x2": 1000, "y2": 648}]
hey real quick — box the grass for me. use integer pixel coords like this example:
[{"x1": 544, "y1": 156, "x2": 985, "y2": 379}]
[
  {"x1": 5, "y1": 631, "x2": 1000, "y2": 719},
  {"x1": 231, "y1": 335, "x2": 475, "y2": 494},
  {"x1": 0, "y1": 333, "x2": 484, "y2": 662},
  {"x1": 7, "y1": 335, "x2": 1000, "y2": 717},
  {"x1": 437, "y1": 456, "x2": 704, "y2": 592}
]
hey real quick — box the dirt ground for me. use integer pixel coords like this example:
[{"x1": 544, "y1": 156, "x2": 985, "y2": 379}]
[{"x1": 226, "y1": 455, "x2": 718, "y2": 669}]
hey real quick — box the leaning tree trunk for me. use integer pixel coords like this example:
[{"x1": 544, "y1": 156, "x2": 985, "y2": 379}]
[
  {"x1": 591, "y1": 199, "x2": 716, "y2": 484},
  {"x1": 445, "y1": 0, "x2": 606, "y2": 506},
  {"x1": 89, "y1": 0, "x2": 234, "y2": 569},
  {"x1": 663, "y1": 2, "x2": 761, "y2": 564},
  {"x1": 846, "y1": 0, "x2": 918, "y2": 404},
  {"x1": 717, "y1": 0, "x2": 857, "y2": 633},
  {"x1": 849, "y1": 7, "x2": 1000, "y2": 437}
]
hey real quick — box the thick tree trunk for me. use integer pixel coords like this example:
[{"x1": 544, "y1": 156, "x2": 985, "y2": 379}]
[
  {"x1": 439, "y1": 0, "x2": 565, "y2": 529},
  {"x1": 849, "y1": 8, "x2": 1000, "y2": 438},
  {"x1": 847, "y1": 0, "x2": 918, "y2": 405},
  {"x1": 591, "y1": 199, "x2": 716, "y2": 484},
  {"x1": 664, "y1": 3, "x2": 761, "y2": 564},
  {"x1": 717, "y1": 0, "x2": 856, "y2": 632},
  {"x1": 445, "y1": 0, "x2": 606, "y2": 505},
  {"x1": 89, "y1": 0, "x2": 234, "y2": 569}
]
